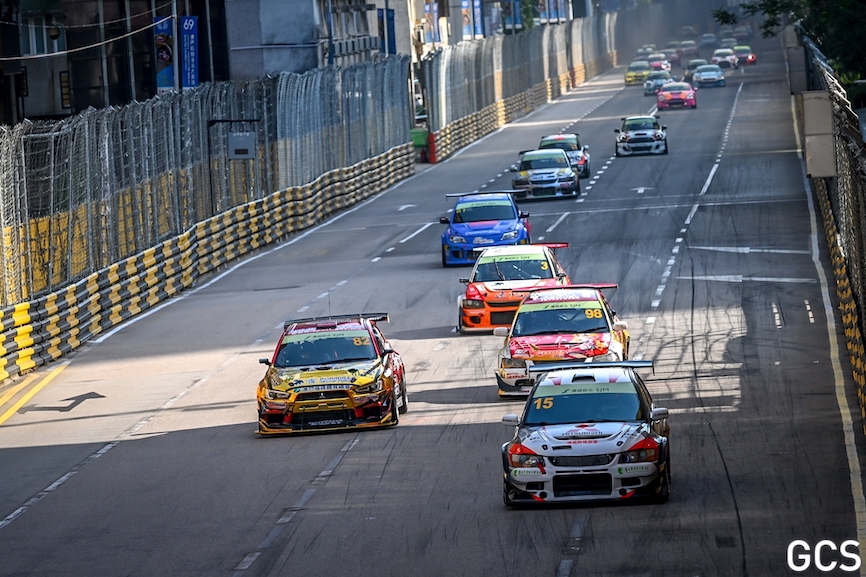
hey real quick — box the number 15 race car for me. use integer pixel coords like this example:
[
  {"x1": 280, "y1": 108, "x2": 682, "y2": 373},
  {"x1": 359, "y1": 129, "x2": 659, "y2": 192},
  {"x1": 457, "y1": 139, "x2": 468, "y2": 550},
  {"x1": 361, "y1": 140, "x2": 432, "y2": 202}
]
[
  {"x1": 257, "y1": 313, "x2": 407, "y2": 435},
  {"x1": 501, "y1": 361, "x2": 670, "y2": 505}
]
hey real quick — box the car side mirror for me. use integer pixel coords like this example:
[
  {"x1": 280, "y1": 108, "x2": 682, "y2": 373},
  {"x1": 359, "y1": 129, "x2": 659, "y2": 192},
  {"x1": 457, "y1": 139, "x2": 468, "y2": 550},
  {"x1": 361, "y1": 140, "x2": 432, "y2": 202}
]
[
  {"x1": 439, "y1": 216, "x2": 449, "y2": 224},
  {"x1": 459, "y1": 277, "x2": 470, "y2": 283},
  {"x1": 259, "y1": 358, "x2": 271, "y2": 366},
  {"x1": 614, "y1": 320, "x2": 628, "y2": 331},
  {"x1": 518, "y1": 211, "x2": 529, "y2": 218},
  {"x1": 650, "y1": 407, "x2": 669, "y2": 421},
  {"x1": 381, "y1": 346, "x2": 394, "y2": 356},
  {"x1": 614, "y1": 129, "x2": 620, "y2": 133},
  {"x1": 583, "y1": 145, "x2": 589, "y2": 151},
  {"x1": 509, "y1": 164, "x2": 519, "y2": 172},
  {"x1": 661, "y1": 125, "x2": 667, "y2": 130},
  {"x1": 502, "y1": 414, "x2": 520, "y2": 426},
  {"x1": 493, "y1": 327, "x2": 509, "y2": 337}
]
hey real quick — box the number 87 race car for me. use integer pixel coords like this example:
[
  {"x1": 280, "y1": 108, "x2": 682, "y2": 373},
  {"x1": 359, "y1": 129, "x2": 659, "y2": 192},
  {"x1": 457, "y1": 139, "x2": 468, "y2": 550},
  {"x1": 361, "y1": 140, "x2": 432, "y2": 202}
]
[
  {"x1": 256, "y1": 313, "x2": 407, "y2": 435},
  {"x1": 501, "y1": 361, "x2": 670, "y2": 505}
]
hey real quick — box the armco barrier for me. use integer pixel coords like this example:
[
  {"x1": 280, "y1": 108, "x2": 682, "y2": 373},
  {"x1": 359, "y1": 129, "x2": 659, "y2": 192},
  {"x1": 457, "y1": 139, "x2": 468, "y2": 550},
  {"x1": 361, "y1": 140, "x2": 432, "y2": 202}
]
[{"x1": 0, "y1": 143, "x2": 413, "y2": 382}]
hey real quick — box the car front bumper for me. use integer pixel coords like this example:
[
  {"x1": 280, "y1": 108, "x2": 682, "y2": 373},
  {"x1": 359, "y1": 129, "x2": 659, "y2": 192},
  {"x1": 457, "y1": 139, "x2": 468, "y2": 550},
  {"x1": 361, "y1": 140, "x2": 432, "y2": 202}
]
[
  {"x1": 511, "y1": 181, "x2": 577, "y2": 199},
  {"x1": 443, "y1": 238, "x2": 527, "y2": 265},
  {"x1": 257, "y1": 390, "x2": 397, "y2": 434},
  {"x1": 616, "y1": 139, "x2": 666, "y2": 155}
]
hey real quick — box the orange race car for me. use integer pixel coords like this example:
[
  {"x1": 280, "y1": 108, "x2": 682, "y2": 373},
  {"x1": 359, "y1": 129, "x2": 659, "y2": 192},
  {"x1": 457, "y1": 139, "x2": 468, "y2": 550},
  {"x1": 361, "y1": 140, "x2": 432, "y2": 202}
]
[{"x1": 457, "y1": 244, "x2": 570, "y2": 332}]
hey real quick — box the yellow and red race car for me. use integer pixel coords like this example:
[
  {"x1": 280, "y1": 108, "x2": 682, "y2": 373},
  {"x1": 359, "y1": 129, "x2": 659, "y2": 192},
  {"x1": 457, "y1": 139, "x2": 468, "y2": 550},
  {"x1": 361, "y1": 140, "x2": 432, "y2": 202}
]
[
  {"x1": 256, "y1": 313, "x2": 407, "y2": 434},
  {"x1": 457, "y1": 244, "x2": 570, "y2": 333},
  {"x1": 492, "y1": 285, "x2": 630, "y2": 396}
]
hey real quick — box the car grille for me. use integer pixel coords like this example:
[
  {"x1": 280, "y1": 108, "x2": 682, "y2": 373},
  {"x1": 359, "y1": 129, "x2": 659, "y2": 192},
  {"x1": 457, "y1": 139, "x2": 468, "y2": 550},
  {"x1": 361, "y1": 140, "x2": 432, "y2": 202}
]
[
  {"x1": 628, "y1": 136, "x2": 654, "y2": 144},
  {"x1": 296, "y1": 390, "x2": 350, "y2": 401},
  {"x1": 293, "y1": 408, "x2": 355, "y2": 427},
  {"x1": 529, "y1": 176, "x2": 556, "y2": 184},
  {"x1": 490, "y1": 311, "x2": 516, "y2": 325},
  {"x1": 488, "y1": 300, "x2": 522, "y2": 308},
  {"x1": 553, "y1": 473, "x2": 612, "y2": 497},
  {"x1": 549, "y1": 454, "x2": 615, "y2": 467},
  {"x1": 668, "y1": 99, "x2": 685, "y2": 105}
]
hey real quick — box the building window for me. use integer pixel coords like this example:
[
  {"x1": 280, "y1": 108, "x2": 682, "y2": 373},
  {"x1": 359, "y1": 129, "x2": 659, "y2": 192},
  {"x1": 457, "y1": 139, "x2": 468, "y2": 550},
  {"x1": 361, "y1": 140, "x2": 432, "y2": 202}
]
[{"x1": 20, "y1": 16, "x2": 66, "y2": 55}]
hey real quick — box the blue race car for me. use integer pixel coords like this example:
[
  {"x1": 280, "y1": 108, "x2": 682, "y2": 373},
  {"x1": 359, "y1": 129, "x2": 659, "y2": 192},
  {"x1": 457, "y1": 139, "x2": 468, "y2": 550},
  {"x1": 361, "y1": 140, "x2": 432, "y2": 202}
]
[{"x1": 439, "y1": 192, "x2": 530, "y2": 267}]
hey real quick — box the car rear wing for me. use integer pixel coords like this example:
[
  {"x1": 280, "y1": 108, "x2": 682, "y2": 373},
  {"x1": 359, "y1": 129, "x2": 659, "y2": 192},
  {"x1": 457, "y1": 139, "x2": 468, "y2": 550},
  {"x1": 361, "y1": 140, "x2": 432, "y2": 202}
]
[
  {"x1": 445, "y1": 190, "x2": 523, "y2": 198},
  {"x1": 284, "y1": 313, "x2": 389, "y2": 330},
  {"x1": 528, "y1": 360, "x2": 654, "y2": 375},
  {"x1": 529, "y1": 283, "x2": 618, "y2": 292}
]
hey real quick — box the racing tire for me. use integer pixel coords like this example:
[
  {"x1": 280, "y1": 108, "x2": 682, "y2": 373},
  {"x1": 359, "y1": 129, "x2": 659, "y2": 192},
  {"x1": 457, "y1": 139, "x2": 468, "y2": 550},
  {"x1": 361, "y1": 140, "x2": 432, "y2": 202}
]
[
  {"x1": 441, "y1": 251, "x2": 450, "y2": 268},
  {"x1": 663, "y1": 140, "x2": 669, "y2": 155},
  {"x1": 503, "y1": 481, "x2": 516, "y2": 506},
  {"x1": 390, "y1": 390, "x2": 400, "y2": 425},
  {"x1": 398, "y1": 376, "x2": 409, "y2": 415},
  {"x1": 652, "y1": 458, "x2": 671, "y2": 504}
]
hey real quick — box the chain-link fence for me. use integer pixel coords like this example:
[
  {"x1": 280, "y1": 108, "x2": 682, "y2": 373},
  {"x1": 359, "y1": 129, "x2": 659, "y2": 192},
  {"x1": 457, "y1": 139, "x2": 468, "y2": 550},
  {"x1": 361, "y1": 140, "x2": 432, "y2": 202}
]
[{"x1": 0, "y1": 56, "x2": 411, "y2": 307}]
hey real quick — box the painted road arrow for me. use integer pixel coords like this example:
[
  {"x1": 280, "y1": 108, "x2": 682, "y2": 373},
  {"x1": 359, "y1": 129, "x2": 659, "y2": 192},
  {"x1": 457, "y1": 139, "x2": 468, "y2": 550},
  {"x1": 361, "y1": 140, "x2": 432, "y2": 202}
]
[{"x1": 18, "y1": 392, "x2": 105, "y2": 413}]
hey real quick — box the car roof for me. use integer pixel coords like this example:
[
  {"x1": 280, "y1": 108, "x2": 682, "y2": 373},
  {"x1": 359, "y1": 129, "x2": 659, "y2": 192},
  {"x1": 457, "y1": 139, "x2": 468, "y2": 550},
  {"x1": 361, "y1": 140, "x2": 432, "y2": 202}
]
[
  {"x1": 522, "y1": 149, "x2": 567, "y2": 159},
  {"x1": 523, "y1": 287, "x2": 602, "y2": 304},
  {"x1": 477, "y1": 245, "x2": 549, "y2": 258},
  {"x1": 688, "y1": 59, "x2": 708, "y2": 65},
  {"x1": 455, "y1": 192, "x2": 514, "y2": 204},
  {"x1": 714, "y1": 49, "x2": 734, "y2": 54},
  {"x1": 734, "y1": 45, "x2": 751, "y2": 50},
  {"x1": 623, "y1": 115, "x2": 657, "y2": 121},
  {"x1": 540, "y1": 134, "x2": 577, "y2": 142},
  {"x1": 647, "y1": 71, "x2": 671, "y2": 78},
  {"x1": 535, "y1": 366, "x2": 637, "y2": 388},
  {"x1": 662, "y1": 83, "x2": 691, "y2": 91},
  {"x1": 629, "y1": 60, "x2": 650, "y2": 67},
  {"x1": 697, "y1": 64, "x2": 722, "y2": 70}
]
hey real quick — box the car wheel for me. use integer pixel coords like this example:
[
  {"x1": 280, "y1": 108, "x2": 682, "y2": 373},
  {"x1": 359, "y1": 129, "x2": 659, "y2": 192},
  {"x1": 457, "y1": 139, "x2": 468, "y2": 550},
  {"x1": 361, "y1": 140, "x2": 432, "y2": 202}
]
[
  {"x1": 585, "y1": 162, "x2": 591, "y2": 178},
  {"x1": 390, "y1": 389, "x2": 400, "y2": 424},
  {"x1": 441, "y1": 250, "x2": 450, "y2": 267},
  {"x1": 663, "y1": 140, "x2": 669, "y2": 155},
  {"x1": 398, "y1": 375, "x2": 409, "y2": 414},
  {"x1": 503, "y1": 481, "x2": 516, "y2": 506},
  {"x1": 652, "y1": 458, "x2": 671, "y2": 503},
  {"x1": 615, "y1": 149, "x2": 621, "y2": 157}
]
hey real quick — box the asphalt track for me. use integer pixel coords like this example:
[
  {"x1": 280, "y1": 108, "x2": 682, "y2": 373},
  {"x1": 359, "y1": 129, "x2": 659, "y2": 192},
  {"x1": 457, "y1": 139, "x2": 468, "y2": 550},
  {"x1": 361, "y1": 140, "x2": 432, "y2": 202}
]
[{"x1": 0, "y1": 35, "x2": 864, "y2": 577}]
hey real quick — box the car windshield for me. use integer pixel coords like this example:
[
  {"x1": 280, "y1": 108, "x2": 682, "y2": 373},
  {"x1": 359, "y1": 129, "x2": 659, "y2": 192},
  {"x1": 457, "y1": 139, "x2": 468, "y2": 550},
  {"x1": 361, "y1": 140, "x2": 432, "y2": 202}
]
[
  {"x1": 648, "y1": 72, "x2": 671, "y2": 80},
  {"x1": 714, "y1": 50, "x2": 733, "y2": 56},
  {"x1": 688, "y1": 60, "x2": 707, "y2": 69},
  {"x1": 453, "y1": 201, "x2": 516, "y2": 223},
  {"x1": 663, "y1": 83, "x2": 691, "y2": 92},
  {"x1": 696, "y1": 65, "x2": 720, "y2": 73},
  {"x1": 623, "y1": 119, "x2": 658, "y2": 131},
  {"x1": 473, "y1": 256, "x2": 553, "y2": 282},
  {"x1": 520, "y1": 156, "x2": 568, "y2": 170},
  {"x1": 524, "y1": 386, "x2": 644, "y2": 426},
  {"x1": 628, "y1": 62, "x2": 649, "y2": 71},
  {"x1": 274, "y1": 330, "x2": 377, "y2": 367},
  {"x1": 512, "y1": 306, "x2": 609, "y2": 337},
  {"x1": 540, "y1": 140, "x2": 580, "y2": 151}
]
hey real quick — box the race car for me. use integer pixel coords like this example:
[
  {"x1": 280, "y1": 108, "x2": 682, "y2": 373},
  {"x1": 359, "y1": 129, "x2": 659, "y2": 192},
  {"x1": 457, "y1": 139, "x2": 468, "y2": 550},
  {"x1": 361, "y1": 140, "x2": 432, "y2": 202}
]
[
  {"x1": 511, "y1": 149, "x2": 579, "y2": 199},
  {"x1": 643, "y1": 70, "x2": 674, "y2": 96},
  {"x1": 692, "y1": 64, "x2": 726, "y2": 87},
  {"x1": 457, "y1": 244, "x2": 571, "y2": 333},
  {"x1": 734, "y1": 45, "x2": 756, "y2": 65},
  {"x1": 501, "y1": 361, "x2": 670, "y2": 505},
  {"x1": 657, "y1": 82, "x2": 697, "y2": 109},
  {"x1": 646, "y1": 53, "x2": 671, "y2": 72},
  {"x1": 492, "y1": 285, "x2": 629, "y2": 396},
  {"x1": 711, "y1": 48, "x2": 739, "y2": 69},
  {"x1": 683, "y1": 58, "x2": 708, "y2": 83},
  {"x1": 256, "y1": 313, "x2": 407, "y2": 434},
  {"x1": 440, "y1": 192, "x2": 530, "y2": 267},
  {"x1": 614, "y1": 115, "x2": 668, "y2": 156},
  {"x1": 537, "y1": 133, "x2": 591, "y2": 178},
  {"x1": 624, "y1": 61, "x2": 651, "y2": 85}
]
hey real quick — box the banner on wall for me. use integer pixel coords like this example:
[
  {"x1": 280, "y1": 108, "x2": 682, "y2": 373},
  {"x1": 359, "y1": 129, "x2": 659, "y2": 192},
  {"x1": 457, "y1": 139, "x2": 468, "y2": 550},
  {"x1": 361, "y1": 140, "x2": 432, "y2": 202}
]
[
  {"x1": 424, "y1": 2, "x2": 441, "y2": 43},
  {"x1": 473, "y1": 0, "x2": 484, "y2": 36},
  {"x1": 377, "y1": 8, "x2": 396, "y2": 54},
  {"x1": 462, "y1": 0, "x2": 472, "y2": 39},
  {"x1": 154, "y1": 17, "x2": 174, "y2": 93},
  {"x1": 503, "y1": 0, "x2": 522, "y2": 30},
  {"x1": 180, "y1": 16, "x2": 198, "y2": 90}
]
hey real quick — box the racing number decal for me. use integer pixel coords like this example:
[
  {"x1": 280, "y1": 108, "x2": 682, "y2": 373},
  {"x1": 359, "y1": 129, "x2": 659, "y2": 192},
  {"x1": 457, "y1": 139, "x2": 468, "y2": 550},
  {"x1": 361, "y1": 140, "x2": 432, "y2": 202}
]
[
  {"x1": 533, "y1": 397, "x2": 554, "y2": 410},
  {"x1": 540, "y1": 262, "x2": 549, "y2": 270},
  {"x1": 585, "y1": 308, "x2": 603, "y2": 319},
  {"x1": 353, "y1": 337, "x2": 371, "y2": 346}
]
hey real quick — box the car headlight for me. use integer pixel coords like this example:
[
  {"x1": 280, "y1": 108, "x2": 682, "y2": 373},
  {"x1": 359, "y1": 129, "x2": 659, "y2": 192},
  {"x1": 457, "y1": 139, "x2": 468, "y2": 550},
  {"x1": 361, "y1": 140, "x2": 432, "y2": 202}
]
[
  {"x1": 264, "y1": 388, "x2": 290, "y2": 400},
  {"x1": 558, "y1": 175, "x2": 574, "y2": 182},
  {"x1": 512, "y1": 178, "x2": 528, "y2": 186},
  {"x1": 618, "y1": 134, "x2": 629, "y2": 142},
  {"x1": 354, "y1": 379, "x2": 385, "y2": 394},
  {"x1": 448, "y1": 235, "x2": 467, "y2": 244},
  {"x1": 507, "y1": 443, "x2": 545, "y2": 469},
  {"x1": 501, "y1": 357, "x2": 526, "y2": 369},
  {"x1": 501, "y1": 230, "x2": 519, "y2": 240},
  {"x1": 462, "y1": 298, "x2": 485, "y2": 308},
  {"x1": 653, "y1": 132, "x2": 664, "y2": 141},
  {"x1": 620, "y1": 438, "x2": 659, "y2": 463}
]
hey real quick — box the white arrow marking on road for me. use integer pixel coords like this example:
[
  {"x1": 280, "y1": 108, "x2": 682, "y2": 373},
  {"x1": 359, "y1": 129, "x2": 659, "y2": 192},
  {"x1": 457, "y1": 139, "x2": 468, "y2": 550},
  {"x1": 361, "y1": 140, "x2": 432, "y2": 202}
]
[
  {"x1": 690, "y1": 246, "x2": 811, "y2": 254},
  {"x1": 397, "y1": 204, "x2": 416, "y2": 211}
]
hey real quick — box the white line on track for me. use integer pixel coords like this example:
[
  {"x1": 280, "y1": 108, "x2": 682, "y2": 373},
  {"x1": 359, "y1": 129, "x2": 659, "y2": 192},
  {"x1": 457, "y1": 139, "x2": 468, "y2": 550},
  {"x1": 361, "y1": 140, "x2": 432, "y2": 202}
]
[
  {"x1": 399, "y1": 222, "x2": 434, "y2": 243},
  {"x1": 546, "y1": 212, "x2": 570, "y2": 232}
]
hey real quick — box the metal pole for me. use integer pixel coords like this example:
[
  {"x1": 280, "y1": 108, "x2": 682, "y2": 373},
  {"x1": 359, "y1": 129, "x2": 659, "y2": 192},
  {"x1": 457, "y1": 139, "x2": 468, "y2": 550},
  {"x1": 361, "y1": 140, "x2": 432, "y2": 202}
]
[
  {"x1": 98, "y1": 0, "x2": 109, "y2": 106},
  {"x1": 171, "y1": 0, "x2": 180, "y2": 90},
  {"x1": 124, "y1": 0, "x2": 136, "y2": 100},
  {"x1": 326, "y1": 0, "x2": 334, "y2": 66},
  {"x1": 384, "y1": 0, "x2": 390, "y2": 56}
]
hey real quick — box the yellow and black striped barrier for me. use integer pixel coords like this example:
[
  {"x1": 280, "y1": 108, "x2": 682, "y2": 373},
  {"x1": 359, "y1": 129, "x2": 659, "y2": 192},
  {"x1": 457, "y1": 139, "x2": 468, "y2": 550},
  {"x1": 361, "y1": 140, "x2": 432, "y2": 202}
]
[{"x1": 0, "y1": 143, "x2": 414, "y2": 383}]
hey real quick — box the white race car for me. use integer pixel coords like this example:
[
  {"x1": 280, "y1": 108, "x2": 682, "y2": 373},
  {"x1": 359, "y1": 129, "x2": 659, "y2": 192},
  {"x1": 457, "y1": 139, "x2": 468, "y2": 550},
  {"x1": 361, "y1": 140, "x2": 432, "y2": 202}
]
[
  {"x1": 501, "y1": 361, "x2": 670, "y2": 505},
  {"x1": 614, "y1": 115, "x2": 668, "y2": 156}
]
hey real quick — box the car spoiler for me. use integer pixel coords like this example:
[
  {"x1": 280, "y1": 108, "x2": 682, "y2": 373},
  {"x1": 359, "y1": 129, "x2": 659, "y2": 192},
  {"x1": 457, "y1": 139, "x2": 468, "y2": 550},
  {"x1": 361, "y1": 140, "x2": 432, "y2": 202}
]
[
  {"x1": 445, "y1": 190, "x2": 523, "y2": 198},
  {"x1": 529, "y1": 283, "x2": 618, "y2": 292},
  {"x1": 528, "y1": 360, "x2": 654, "y2": 375},
  {"x1": 470, "y1": 242, "x2": 568, "y2": 256},
  {"x1": 284, "y1": 313, "x2": 389, "y2": 330}
]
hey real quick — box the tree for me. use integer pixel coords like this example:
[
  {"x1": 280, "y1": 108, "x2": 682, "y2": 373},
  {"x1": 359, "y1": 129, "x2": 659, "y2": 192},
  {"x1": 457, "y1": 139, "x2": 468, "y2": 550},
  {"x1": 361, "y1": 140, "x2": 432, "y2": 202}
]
[{"x1": 712, "y1": 0, "x2": 866, "y2": 78}]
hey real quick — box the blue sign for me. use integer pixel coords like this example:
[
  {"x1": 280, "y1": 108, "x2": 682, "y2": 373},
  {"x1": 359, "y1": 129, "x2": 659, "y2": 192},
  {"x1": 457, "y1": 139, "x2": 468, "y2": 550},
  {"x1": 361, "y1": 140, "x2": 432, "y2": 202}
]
[
  {"x1": 377, "y1": 9, "x2": 396, "y2": 55},
  {"x1": 473, "y1": 0, "x2": 483, "y2": 36},
  {"x1": 180, "y1": 16, "x2": 198, "y2": 89},
  {"x1": 153, "y1": 17, "x2": 174, "y2": 93}
]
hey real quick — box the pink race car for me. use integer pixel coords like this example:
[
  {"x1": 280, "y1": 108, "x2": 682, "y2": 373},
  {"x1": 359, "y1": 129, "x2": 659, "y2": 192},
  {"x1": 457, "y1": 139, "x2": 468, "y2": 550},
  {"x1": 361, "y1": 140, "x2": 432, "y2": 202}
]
[{"x1": 657, "y1": 82, "x2": 697, "y2": 109}]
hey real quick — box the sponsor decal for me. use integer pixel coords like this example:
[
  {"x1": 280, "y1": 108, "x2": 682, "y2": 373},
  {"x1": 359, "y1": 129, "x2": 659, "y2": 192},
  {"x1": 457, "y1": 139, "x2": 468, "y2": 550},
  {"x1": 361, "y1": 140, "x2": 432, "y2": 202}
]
[
  {"x1": 292, "y1": 384, "x2": 353, "y2": 393},
  {"x1": 511, "y1": 469, "x2": 543, "y2": 476},
  {"x1": 566, "y1": 439, "x2": 599, "y2": 444},
  {"x1": 617, "y1": 464, "x2": 652, "y2": 475},
  {"x1": 309, "y1": 419, "x2": 345, "y2": 427},
  {"x1": 561, "y1": 426, "x2": 602, "y2": 436}
]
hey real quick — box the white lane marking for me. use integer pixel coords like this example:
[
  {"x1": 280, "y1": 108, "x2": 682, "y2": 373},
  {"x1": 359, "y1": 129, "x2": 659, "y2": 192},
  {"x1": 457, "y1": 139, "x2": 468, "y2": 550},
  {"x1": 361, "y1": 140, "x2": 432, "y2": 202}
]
[
  {"x1": 386, "y1": 247, "x2": 395, "y2": 252},
  {"x1": 371, "y1": 257, "x2": 381, "y2": 263},
  {"x1": 699, "y1": 163, "x2": 719, "y2": 195},
  {"x1": 297, "y1": 306, "x2": 309, "y2": 312},
  {"x1": 645, "y1": 317, "x2": 656, "y2": 324},
  {"x1": 234, "y1": 553, "x2": 261, "y2": 571},
  {"x1": 684, "y1": 203, "x2": 699, "y2": 225},
  {"x1": 690, "y1": 246, "x2": 811, "y2": 254},
  {"x1": 317, "y1": 292, "x2": 329, "y2": 299},
  {"x1": 800, "y1": 108, "x2": 866, "y2": 569},
  {"x1": 677, "y1": 275, "x2": 816, "y2": 283},
  {"x1": 399, "y1": 222, "x2": 434, "y2": 243},
  {"x1": 547, "y1": 212, "x2": 570, "y2": 232},
  {"x1": 772, "y1": 302, "x2": 782, "y2": 328},
  {"x1": 397, "y1": 204, "x2": 416, "y2": 211},
  {"x1": 805, "y1": 300, "x2": 815, "y2": 323}
]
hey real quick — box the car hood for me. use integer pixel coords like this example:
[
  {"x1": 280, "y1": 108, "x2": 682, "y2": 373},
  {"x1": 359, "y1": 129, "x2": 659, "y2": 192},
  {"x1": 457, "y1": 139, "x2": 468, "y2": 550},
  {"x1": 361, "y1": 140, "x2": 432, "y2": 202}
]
[
  {"x1": 509, "y1": 333, "x2": 611, "y2": 360},
  {"x1": 472, "y1": 278, "x2": 557, "y2": 296},
  {"x1": 449, "y1": 220, "x2": 518, "y2": 235},
  {"x1": 517, "y1": 421, "x2": 652, "y2": 454},
  {"x1": 268, "y1": 360, "x2": 383, "y2": 391},
  {"x1": 517, "y1": 168, "x2": 571, "y2": 178}
]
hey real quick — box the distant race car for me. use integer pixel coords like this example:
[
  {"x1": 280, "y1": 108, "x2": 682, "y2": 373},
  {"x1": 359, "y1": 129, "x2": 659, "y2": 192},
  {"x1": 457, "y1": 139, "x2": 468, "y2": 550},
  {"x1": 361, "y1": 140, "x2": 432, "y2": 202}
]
[
  {"x1": 643, "y1": 70, "x2": 674, "y2": 96},
  {"x1": 256, "y1": 313, "x2": 407, "y2": 434},
  {"x1": 624, "y1": 60, "x2": 651, "y2": 85},
  {"x1": 615, "y1": 115, "x2": 668, "y2": 156},
  {"x1": 683, "y1": 58, "x2": 708, "y2": 82},
  {"x1": 657, "y1": 82, "x2": 697, "y2": 109},
  {"x1": 678, "y1": 40, "x2": 699, "y2": 59},
  {"x1": 711, "y1": 48, "x2": 739, "y2": 69},
  {"x1": 457, "y1": 244, "x2": 570, "y2": 333},
  {"x1": 440, "y1": 191, "x2": 530, "y2": 267},
  {"x1": 511, "y1": 149, "x2": 579, "y2": 200},
  {"x1": 492, "y1": 285, "x2": 629, "y2": 396},
  {"x1": 537, "y1": 133, "x2": 591, "y2": 178},
  {"x1": 692, "y1": 64, "x2": 727, "y2": 87},
  {"x1": 501, "y1": 361, "x2": 670, "y2": 505},
  {"x1": 734, "y1": 45, "x2": 756, "y2": 65},
  {"x1": 646, "y1": 53, "x2": 672, "y2": 72}
]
